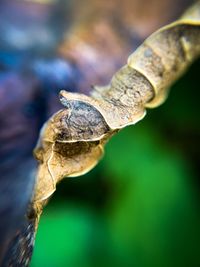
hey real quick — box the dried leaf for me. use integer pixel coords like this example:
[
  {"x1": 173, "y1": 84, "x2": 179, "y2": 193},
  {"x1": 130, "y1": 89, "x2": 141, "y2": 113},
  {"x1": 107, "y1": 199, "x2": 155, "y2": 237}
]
[{"x1": 33, "y1": 1, "x2": 200, "y2": 217}]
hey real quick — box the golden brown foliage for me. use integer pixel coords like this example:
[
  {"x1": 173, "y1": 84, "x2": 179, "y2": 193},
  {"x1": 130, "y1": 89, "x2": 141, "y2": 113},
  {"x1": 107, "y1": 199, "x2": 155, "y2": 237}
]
[{"x1": 33, "y1": 1, "x2": 200, "y2": 218}]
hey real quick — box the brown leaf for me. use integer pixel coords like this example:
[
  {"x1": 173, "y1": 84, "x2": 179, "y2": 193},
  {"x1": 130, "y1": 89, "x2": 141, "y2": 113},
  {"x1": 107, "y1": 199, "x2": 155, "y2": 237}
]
[{"x1": 33, "y1": 0, "x2": 200, "y2": 223}]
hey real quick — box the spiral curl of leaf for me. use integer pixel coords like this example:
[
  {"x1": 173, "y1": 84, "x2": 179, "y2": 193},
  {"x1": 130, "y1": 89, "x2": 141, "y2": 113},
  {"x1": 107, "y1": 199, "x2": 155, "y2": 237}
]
[{"x1": 33, "y1": 1, "x2": 200, "y2": 214}]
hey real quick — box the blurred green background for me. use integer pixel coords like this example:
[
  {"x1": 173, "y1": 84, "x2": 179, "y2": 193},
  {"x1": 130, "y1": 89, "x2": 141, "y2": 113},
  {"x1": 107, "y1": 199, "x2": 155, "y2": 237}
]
[{"x1": 31, "y1": 59, "x2": 200, "y2": 267}]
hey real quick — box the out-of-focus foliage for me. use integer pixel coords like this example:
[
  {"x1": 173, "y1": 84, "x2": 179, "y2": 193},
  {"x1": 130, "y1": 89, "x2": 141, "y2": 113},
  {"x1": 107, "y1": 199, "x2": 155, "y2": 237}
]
[{"x1": 31, "y1": 60, "x2": 200, "y2": 267}]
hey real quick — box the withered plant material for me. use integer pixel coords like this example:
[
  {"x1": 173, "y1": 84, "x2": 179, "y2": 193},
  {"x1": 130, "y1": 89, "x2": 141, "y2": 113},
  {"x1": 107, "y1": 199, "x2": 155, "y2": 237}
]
[{"x1": 33, "y1": 1, "x2": 200, "y2": 219}]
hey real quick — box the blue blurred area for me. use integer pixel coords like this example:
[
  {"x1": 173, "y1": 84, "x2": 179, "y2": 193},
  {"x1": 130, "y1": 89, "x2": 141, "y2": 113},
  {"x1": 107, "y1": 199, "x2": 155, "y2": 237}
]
[
  {"x1": 0, "y1": 0, "x2": 74, "y2": 262},
  {"x1": 0, "y1": 0, "x2": 70, "y2": 53}
]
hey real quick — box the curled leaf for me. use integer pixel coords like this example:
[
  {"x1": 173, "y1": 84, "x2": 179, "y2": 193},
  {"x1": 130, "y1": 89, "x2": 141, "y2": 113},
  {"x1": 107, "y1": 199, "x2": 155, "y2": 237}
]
[{"x1": 33, "y1": 1, "x2": 200, "y2": 214}]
